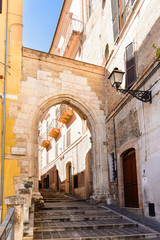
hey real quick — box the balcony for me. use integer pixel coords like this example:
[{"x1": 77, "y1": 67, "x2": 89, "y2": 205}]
[
  {"x1": 59, "y1": 15, "x2": 84, "y2": 57},
  {"x1": 41, "y1": 140, "x2": 50, "y2": 148},
  {"x1": 58, "y1": 110, "x2": 73, "y2": 124},
  {"x1": 49, "y1": 128, "x2": 60, "y2": 138}
]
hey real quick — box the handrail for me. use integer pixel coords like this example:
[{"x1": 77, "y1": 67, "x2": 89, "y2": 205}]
[{"x1": 0, "y1": 207, "x2": 15, "y2": 240}]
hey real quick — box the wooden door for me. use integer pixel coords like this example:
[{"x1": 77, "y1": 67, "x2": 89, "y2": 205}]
[
  {"x1": 69, "y1": 164, "x2": 72, "y2": 194},
  {"x1": 56, "y1": 170, "x2": 59, "y2": 192},
  {"x1": 123, "y1": 150, "x2": 139, "y2": 207}
]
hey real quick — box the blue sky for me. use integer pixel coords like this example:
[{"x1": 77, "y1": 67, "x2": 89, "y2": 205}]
[{"x1": 23, "y1": 0, "x2": 63, "y2": 52}]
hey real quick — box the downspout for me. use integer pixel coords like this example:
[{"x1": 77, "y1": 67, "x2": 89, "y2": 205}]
[
  {"x1": 0, "y1": 0, "x2": 9, "y2": 223},
  {"x1": 113, "y1": 116, "x2": 119, "y2": 195}
]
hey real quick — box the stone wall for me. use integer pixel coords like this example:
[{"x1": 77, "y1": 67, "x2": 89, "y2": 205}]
[{"x1": 11, "y1": 47, "x2": 108, "y2": 202}]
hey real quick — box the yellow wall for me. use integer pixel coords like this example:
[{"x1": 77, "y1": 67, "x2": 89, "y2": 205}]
[{"x1": 0, "y1": 0, "x2": 23, "y2": 220}]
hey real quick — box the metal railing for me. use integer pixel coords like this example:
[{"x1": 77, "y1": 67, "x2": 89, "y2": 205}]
[
  {"x1": 60, "y1": 16, "x2": 84, "y2": 56},
  {"x1": 0, "y1": 208, "x2": 15, "y2": 240},
  {"x1": 48, "y1": 118, "x2": 57, "y2": 133},
  {"x1": 39, "y1": 131, "x2": 49, "y2": 145}
]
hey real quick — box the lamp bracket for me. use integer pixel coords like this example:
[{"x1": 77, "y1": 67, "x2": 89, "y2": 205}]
[{"x1": 118, "y1": 88, "x2": 152, "y2": 103}]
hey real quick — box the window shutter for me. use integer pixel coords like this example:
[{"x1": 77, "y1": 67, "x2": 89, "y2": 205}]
[
  {"x1": 63, "y1": 135, "x2": 65, "y2": 151},
  {"x1": 125, "y1": 42, "x2": 136, "y2": 89},
  {"x1": 0, "y1": 0, "x2": 2, "y2": 13},
  {"x1": 111, "y1": 0, "x2": 120, "y2": 42},
  {"x1": 66, "y1": 128, "x2": 71, "y2": 147},
  {"x1": 55, "y1": 143, "x2": 58, "y2": 158}
]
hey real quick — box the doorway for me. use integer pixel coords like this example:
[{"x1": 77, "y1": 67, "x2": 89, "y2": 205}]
[
  {"x1": 55, "y1": 170, "x2": 59, "y2": 192},
  {"x1": 69, "y1": 163, "x2": 72, "y2": 194},
  {"x1": 122, "y1": 149, "x2": 139, "y2": 207}
]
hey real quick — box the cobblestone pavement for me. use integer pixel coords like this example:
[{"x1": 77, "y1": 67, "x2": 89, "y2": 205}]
[{"x1": 33, "y1": 190, "x2": 160, "y2": 239}]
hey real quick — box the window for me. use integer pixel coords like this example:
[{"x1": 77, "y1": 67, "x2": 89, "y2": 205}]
[
  {"x1": 66, "y1": 128, "x2": 71, "y2": 147},
  {"x1": 125, "y1": 42, "x2": 136, "y2": 88},
  {"x1": 105, "y1": 44, "x2": 109, "y2": 61},
  {"x1": 63, "y1": 134, "x2": 66, "y2": 151},
  {"x1": 0, "y1": 0, "x2": 2, "y2": 13},
  {"x1": 111, "y1": 0, "x2": 136, "y2": 41},
  {"x1": 55, "y1": 143, "x2": 58, "y2": 158},
  {"x1": 111, "y1": 0, "x2": 120, "y2": 42}
]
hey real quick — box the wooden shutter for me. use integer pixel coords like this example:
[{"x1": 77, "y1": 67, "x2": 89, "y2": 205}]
[
  {"x1": 0, "y1": 0, "x2": 2, "y2": 13},
  {"x1": 125, "y1": 42, "x2": 136, "y2": 89},
  {"x1": 111, "y1": 0, "x2": 120, "y2": 41}
]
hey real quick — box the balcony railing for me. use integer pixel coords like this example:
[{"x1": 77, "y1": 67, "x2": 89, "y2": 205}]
[
  {"x1": 48, "y1": 118, "x2": 57, "y2": 133},
  {"x1": 60, "y1": 16, "x2": 84, "y2": 56},
  {"x1": 39, "y1": 132, "x2": 50, "y2": 148},
  {"x1": 0, "y1": 207, "x2": 15, "y2": 240}
]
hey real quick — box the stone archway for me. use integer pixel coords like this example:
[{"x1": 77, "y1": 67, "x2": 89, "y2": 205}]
[
  {"x1": 11, "y1": 47, "x2": 108, "y2": 201},
  {"x1": 29, "y1": 93, "x2": 108, "y2": 200}
]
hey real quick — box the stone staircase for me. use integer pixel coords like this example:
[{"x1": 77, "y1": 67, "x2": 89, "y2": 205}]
[{"x1": 33, "y1": 190, "x2": 160, "y2": 239}]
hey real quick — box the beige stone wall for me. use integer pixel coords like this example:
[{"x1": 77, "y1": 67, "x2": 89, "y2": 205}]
[{"x1": 11, "y1": 47, "x2": 108, "y2": 201}]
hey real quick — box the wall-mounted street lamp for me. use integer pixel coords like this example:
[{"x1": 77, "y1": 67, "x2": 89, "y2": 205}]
[{"x1": 108, "y1": 68, "x2": 152, "y2": 103}]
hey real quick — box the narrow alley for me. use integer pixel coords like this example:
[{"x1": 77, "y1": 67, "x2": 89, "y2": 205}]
[{"x1": 33, "y1": 190, "x2": 160, "y2": 239}]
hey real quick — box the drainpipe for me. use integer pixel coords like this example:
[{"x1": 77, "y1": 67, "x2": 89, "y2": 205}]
[
  {"x1": 113, "y1": 116, "x2": 119, "y2": 194},
  {"x1": 0, "y1": 0, "x2": 9, "y2": 223}
]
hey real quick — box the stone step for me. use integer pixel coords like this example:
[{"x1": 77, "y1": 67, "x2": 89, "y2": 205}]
[
  {"x1": 33, "y1": 192, "x2": 160, "y2": 240},
  {"x1": 34, "y1": 214, "x2": 122, "y2": 222},
  {"x1": 42, "y1": 199, "x2": 74, "y2": 202},
  {"x1": 37, "y1": 205, "x2": 103, "y2": 211},
  {"x1": 34, "y1": 219, "x2": 138, "y2": 232},
  {"x1": 35, "y1": 209, "x2": 111, "y2": 217},
  {"x1": 33, "y1": 229, "x2": 159, "y2": 240}
]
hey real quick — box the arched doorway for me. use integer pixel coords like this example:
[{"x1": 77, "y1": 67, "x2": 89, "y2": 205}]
[
  {"x1": 66, "y1": 162, "x2": 72, "y2": 194},
  {"x1": 122, "y1": 148, "x2": 139, "y2": 208},
  {"x1": 43, "y1": 175, "x2": 49, "y2": 189},
  {"x1": 85, "y1": 151, "x2": 90, "y2": 199},
  {"x1": 54, "y1": 169, "x2": 59, "y2": 192},
  {"x1": 28, "y1": 93, "x2": 107, "y2": 200},
  {"x1": 69, "y1": 163, "x2": 72, "y2": 194}
]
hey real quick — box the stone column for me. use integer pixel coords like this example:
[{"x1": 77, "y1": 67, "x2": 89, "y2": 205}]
[{"x1": 4, "y1": 196, "x2": 25, "y2": 240}]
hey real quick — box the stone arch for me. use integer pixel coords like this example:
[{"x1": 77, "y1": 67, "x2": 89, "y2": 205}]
[{"x1": 27, "y1": 91, "x2": 108, "y2": 199}]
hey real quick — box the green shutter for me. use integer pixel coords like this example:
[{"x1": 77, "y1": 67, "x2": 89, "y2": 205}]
[{"x1": 111, "y1": 0, "x2": 120, "y2": 42}]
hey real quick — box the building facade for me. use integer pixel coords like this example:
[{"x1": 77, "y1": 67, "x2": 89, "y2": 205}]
[
  {"x1": 0, "y1": 0, "x2": 23, "y2": 221},
  {"x1": 39, "y1": 104, "x2": 92, "y2": 199},
  {"x1": 0, "y1": 1, "x2": 160, "y2": 237},
  {"x1": 50, "y1": 0, "x2": 160, "y2": 221}
]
